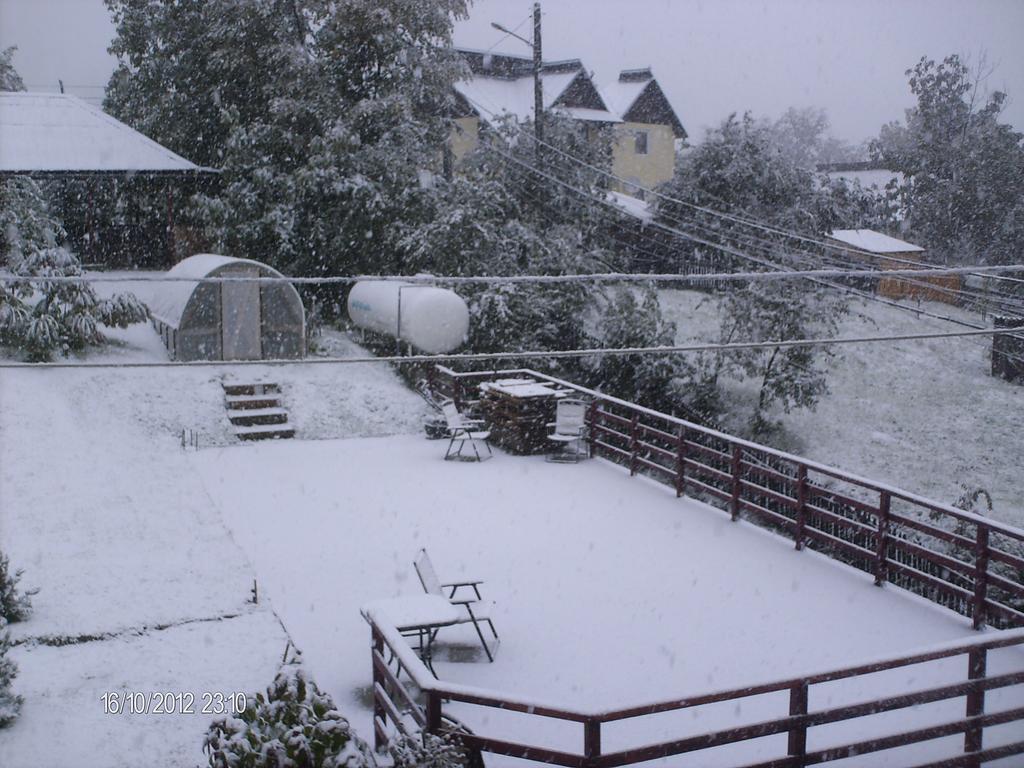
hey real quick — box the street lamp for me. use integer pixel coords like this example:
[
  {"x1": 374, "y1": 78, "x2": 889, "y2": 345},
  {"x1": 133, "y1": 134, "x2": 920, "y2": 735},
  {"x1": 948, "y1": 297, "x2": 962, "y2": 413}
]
[{"x1": 491, "y1": 2, "x2": 543, "y2": 154}]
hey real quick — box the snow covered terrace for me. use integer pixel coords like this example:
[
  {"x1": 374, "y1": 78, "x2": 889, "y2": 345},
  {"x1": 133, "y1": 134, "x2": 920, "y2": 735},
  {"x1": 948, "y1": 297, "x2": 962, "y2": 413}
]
[
  {"x1": 2, "y1": 343, "x2": 1023, "y2": 767},
  {"x1": 211, "y1": 433, "x2": 1024, "y2": 767}
]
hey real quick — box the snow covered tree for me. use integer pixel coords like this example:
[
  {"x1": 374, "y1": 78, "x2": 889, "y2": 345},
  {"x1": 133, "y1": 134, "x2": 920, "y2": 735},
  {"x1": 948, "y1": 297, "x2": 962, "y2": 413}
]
[
  {"x1": 653, "y1": 112, "x2": 858, "y2": 435},
  {"x1": 659, "y1": 112, "x2": 864, "y2": 242},
  {"x1": 0, "y1": 619, "x2": 22, "y2": 728},
  {"x1": 105, "y1": 0, "x2": 469, "y2": 291},
  {"x1": 204, "y1": 664, "x2": 373, "y2": 768},
  {"x1": 0, "y1": 47, "x2": 25, "y2": 92},
  {"x1": 586, "y1": 286, "x2": 683, "y2": 410},
  {"x1": 0, "y1": 178, "x2": 148, "y2": 361},
  {"x1": 871, "y1": 55, "x2": 1024, "y2": 266},
  {"x1": 771, "y1": 106, "x2": 862, "y2": 172},
  {"x1": 399, "y1": 113, "x2": 620, "y2": 376},
  {"x1": 0, "y1": 553, "x2": 36, "y2": 624},
  {"x1": 714, "y1": 281, "x2": 846, "y2": 437}
]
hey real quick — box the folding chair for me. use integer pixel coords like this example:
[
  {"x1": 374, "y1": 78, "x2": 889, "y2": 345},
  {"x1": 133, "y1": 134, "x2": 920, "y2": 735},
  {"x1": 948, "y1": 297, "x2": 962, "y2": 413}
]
[
  {"x1": 414, "y1": 548, "x2": 499, "y2": 662},
  {"x1": 546, "y1": 398, "x2": 589, "y2": 463},
  {"x1": 441, "y1": 401, "x2": 492, "y2": 462}
]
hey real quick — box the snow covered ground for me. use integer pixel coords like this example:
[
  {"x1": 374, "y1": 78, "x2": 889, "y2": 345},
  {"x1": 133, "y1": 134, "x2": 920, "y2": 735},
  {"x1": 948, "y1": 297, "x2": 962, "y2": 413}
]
[
  {"x1": 658, "y1": 289, "x2": 1024, "y2": 528},
  {"x1": 1, "y1": 276, "x2": 1022, "y2": 766},
  {"x1": 0, "y1": 310, "x2": 430, "y2": 767},
  {"x1": 194, "y1": 435, "x2": 1024, "y2": 767}
]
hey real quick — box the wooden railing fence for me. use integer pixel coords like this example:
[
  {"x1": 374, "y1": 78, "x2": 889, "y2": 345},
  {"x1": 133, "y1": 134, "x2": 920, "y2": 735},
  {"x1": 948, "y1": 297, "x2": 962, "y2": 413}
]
[
  {"x1": 367, "y1": 609, "x2": 1024, "y2": 768},
  {"x1": 372, "y1": 365, "x2": 1024, "y2": 766},
  {"x1": 430, "y1": 366, "x2": 1024, "y2": 631}
]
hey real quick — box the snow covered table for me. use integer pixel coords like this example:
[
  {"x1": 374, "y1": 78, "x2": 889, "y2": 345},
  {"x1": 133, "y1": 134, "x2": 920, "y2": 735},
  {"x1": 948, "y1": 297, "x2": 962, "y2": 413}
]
[
  {"x1": 479, "y1": 378, "x2": 569, "y2": 454},
  {"x1": 362, "y1": 595, "x2": 461, "y2": 675}
]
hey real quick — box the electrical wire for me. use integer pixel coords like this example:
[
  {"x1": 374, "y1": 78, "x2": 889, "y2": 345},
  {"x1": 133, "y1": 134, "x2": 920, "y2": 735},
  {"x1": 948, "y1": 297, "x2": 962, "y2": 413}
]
[
  {"x1": 1, "y1": 325, "x2": 1020, "y2": 370},
  {"x1": 464, "y1": 94, "x2": 1024, "y2": 316},
  {"x1": 2, "y1": 264, "x2": 1019, "y2": 286}
]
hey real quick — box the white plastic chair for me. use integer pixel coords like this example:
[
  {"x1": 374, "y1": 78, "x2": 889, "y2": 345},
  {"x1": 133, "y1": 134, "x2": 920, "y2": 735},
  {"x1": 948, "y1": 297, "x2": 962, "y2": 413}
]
[
  {"x1": 546, "y1": 398, "x2": 588, "y2": 462},
  {"x1": 414, "y1": 548, "x2": 499, "y2": 662},
  {"x1": 441, "y1": 401, "x2": 492, "y2": 462}
]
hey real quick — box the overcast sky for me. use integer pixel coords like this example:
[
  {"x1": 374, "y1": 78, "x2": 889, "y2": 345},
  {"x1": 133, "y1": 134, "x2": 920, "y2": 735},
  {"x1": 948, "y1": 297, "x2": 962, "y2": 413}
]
[{"x1": 2, "y1": 0, "x2": 1022, "y2": 145}]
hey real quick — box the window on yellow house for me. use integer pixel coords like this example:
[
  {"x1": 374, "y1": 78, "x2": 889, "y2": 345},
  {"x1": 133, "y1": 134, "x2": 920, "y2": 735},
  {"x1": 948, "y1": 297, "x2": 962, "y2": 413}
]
[{"x1": 634, "y1": 130, "x2": 649, "y2": 155}]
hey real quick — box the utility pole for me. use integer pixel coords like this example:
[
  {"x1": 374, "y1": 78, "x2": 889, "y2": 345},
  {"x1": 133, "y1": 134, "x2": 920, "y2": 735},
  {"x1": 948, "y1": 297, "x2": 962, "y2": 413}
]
[
  {"x1": 532, "y1": 2, "x2": 543, "y2": 156},
  {"x1": 492, "y1": 3, "x2": 543, "y2": 160}
]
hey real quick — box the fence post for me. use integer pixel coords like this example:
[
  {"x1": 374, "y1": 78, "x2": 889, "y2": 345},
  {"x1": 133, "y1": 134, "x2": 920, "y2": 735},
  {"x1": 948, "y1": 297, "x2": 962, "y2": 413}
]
[
  {"x1": 794, "y1": 465, "x2": 808, "y2": 551},
  {"x1": 787, "y1": 681, "x2": 809, "y2": 765},
  {"x1": 874, "y1": 492, "x2": 891, "y2": 587},
  {"x1": 675, "y1": 428, "x2": 687, "y2": 498},
  {"x1": 730, "y1": 445, "x2": 743, "y2": 521},
  {"x1": 425, "y1": 689, "x2": 442, "y2": 734},
  {"x1": 372, "y1": 628, "x2": 386, "y2": 752},
  {"x1": 964, "y1": 646, "x2": 987, "y2": 767},
  {"x1": 426, "y1": 364, "x2": 436, "y2": 400},
  {"x1": 972, "y1": 526, "x2": 990, "y2": 630},
  {"x1": 629, "y1": 414, "x2": 639, "y2": 476},
  {"x1": 587, "y1": 400, "x2": 599, "y2": 459},
  {"x1": 584, "y1": 719, "x2": 602, "y2": 767}
]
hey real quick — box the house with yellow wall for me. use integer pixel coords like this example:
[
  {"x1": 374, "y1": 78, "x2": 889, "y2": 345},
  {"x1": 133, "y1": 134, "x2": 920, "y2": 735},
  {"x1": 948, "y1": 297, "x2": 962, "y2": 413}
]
[
  {"x1": 450, "y1": 49, "x2": 618, "y2": 165},
  {"x1": 600, "y1": 68, "x2": 687, "y2": 199},
  {"x1": 449, "y1": 51, "x2": 686, "y2": 202}
]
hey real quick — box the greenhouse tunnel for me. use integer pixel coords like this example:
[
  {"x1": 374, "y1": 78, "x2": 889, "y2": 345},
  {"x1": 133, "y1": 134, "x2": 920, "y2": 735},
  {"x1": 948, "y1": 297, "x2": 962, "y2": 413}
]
[{"x1": 150, "y1": 254, "x2": 305, "y2": 361}]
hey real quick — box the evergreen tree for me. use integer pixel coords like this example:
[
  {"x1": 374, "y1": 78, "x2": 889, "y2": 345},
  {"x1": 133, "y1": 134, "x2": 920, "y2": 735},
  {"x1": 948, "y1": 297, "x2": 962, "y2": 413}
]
[
  {"x1": 0, "y1": 618, "x2": 22, "y2": 728},
  {"x1": 0, "y1": 47, "x2": 25, "y2": 92},
  {"x1": 0, "y1": 553, "x2": 35, "y2": 624},
  {"x1": 390, "y1": 731, "x2": 470, "y2": 768},
  {"x1": 871, "y1": 55, "x2": 1024, "y2": 266},
  {"x1": 105, "y1": 0, "x2": 469, "y2": 291},
  {"x1": 0, "y1": 179, "x2": 148, "y2": 361}
]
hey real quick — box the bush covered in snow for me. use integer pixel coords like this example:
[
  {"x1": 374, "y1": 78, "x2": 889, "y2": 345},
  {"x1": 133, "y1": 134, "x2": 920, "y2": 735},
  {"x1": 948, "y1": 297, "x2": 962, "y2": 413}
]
[
  {"x1": 204, "y1": 665, "x2": 373, "y2": 768},
  {"x1": 0, "y1": 552, "x2": 35, "y2": 623},
  {"x1": 389, "y1": 730, "x2": 473, "y2": 768},
  {"x1": 0, "y1": 618, "x2": 23, "y2": 728}
]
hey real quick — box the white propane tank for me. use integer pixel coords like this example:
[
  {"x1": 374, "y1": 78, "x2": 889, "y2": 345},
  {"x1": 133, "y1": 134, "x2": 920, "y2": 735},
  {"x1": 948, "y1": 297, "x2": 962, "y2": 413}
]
[{"x1": 347, "y1": 281, "x2": 469, "y2": 354}]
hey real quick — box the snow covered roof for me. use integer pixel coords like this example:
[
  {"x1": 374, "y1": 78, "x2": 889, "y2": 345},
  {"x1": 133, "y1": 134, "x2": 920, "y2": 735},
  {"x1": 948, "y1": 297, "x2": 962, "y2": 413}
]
[
  {"x1": 149, "y1": 254, "x2": 285, "y2": 328},
  {"x1": 607, "y1": 190, "x2": 653, "y2": 221},
  {"x1": 600, "y1": 70, "x2": 687, "y2": 139},
  {"x1": 455, "y1": 70, "x2": 591, "y2": 124},
  {"x1": 454, "y1": 48, "x2": 617, "y2": 126},
  {"x1": 0, "y1": 92, "x2": 217, "y2": 177},
  {"x1": 600, "y1": 78, "x2": 648, "y2": 119},
  {"x1": 829, "y1": 229, "x2": 924, "y2": 254}
]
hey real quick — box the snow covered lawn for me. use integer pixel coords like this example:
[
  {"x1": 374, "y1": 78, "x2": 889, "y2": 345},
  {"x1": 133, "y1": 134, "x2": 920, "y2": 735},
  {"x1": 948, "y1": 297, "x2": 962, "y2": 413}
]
[
  {"x1": 2, "y1": 282, "x2": 1022, "y2": 766},
  {"x1": 1, "y1": 611, "x2": 286, "y2": 768},
  {"x1": 0, "y1": 322, "x2": 430, "y2": 768},
  {"x1": 658, "y1": 290, "x2": 1024, "y2": 527},
  {"x1": 193, "y1": 435, "x2": 1024, "y2": 767}
]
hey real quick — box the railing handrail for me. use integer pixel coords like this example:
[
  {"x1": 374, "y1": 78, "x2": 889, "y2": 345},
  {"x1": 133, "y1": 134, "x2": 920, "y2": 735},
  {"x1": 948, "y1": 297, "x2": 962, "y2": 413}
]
[
  {"x1": 364, "y1": 608, "x2": 1024, "y2": 724},
  {"x1": 435, "y1": 365, "x2": 1024, "y2": 540},
  {"x1": 591, "y1": 627, "x2": 1024, "y2": 723}
]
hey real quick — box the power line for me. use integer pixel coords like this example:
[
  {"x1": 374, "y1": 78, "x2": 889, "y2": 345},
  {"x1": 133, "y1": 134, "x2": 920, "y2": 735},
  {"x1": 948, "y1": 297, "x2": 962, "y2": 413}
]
[
  {"x1": 2, "y1": 325, "x2": 1021, "y2": 370},
  {"x1": 2, "y1": 263, "x2": 1021, "y2": 286},
  {"x1": 472, "y1": 132, "x2": 1024, "y2": 349},
  {"x1": 466, "y1": 96, "x2": 1024, "y2": 304}
]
